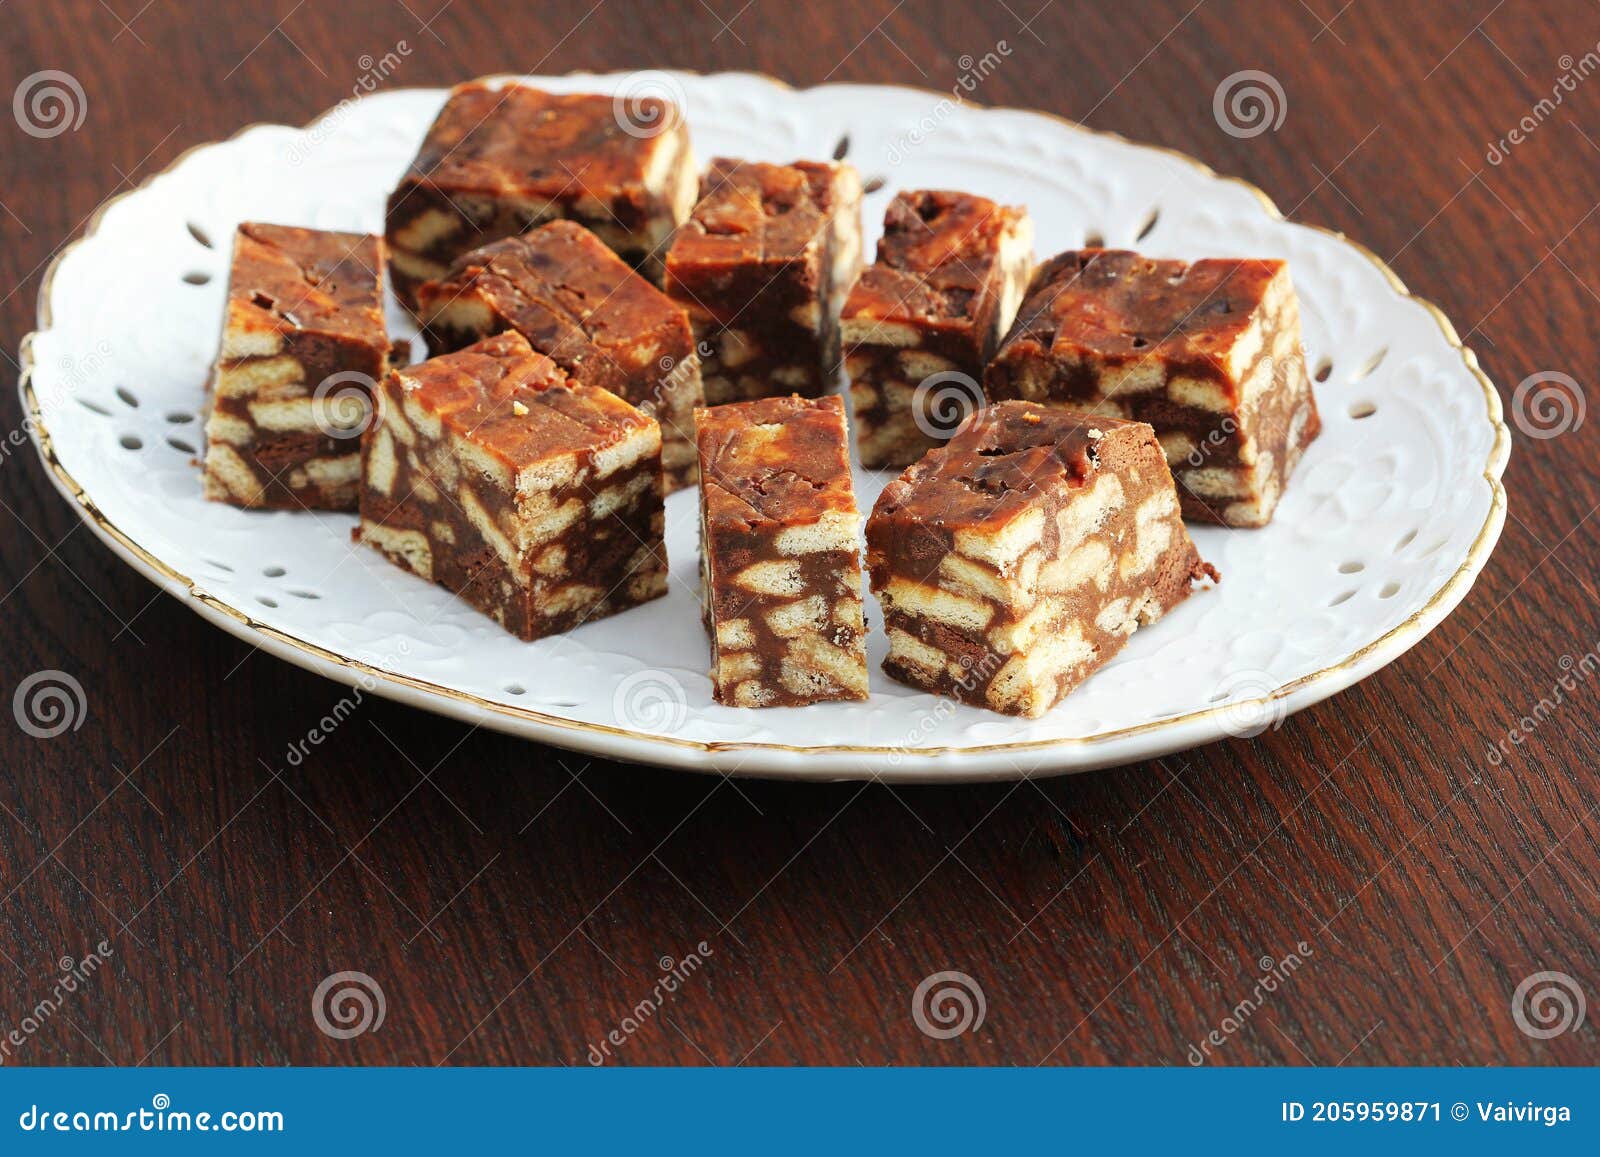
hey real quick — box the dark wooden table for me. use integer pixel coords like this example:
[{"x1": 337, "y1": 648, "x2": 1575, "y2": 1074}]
[{"x1": 1, "y1": 0, "x2": 1595, "y2": 1067}]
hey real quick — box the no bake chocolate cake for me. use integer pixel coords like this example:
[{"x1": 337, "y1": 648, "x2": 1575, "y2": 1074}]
[
  {"x1": 417, "y1": 222, "x2": 704, "y2": 491},
  {"x1": 866, "y1": 401, "x2": 1214, "y2": 717},
  {"x1": 665, "y1": 158, "x2": 863, "y2": 405},
  {"x1": 985, "y1": 249, "x2": 1320, "y2": 527},
  {"x1": 696, "y1": 394, "x2": 869, "y2": 707},
  {"x1": 386, "y1": 81, "x2": 696, "y2": 308},
  {"x1": 358, "y1": 331, "x2": 667, "y2": 640},
  {"x1": 843, "y1": 190, "x2": 1032, "y2": 468},
  {"x1": 202, "y1": 222, "x2": 391, "y2": 510}
]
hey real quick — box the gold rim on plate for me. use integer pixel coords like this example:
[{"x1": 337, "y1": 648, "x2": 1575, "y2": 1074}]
[{"x1": 16, "y1": 72, "x2": 1511, "y2": 763}]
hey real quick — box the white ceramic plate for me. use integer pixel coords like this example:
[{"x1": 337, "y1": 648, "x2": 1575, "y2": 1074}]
[{"x1": 20, "y1": 71, "x2": 1509, "y2": 782}]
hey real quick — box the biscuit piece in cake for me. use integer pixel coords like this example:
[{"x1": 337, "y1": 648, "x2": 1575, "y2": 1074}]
[
  {"x1": 696, "y1": 395, "x2": 868, "y2": 707},
  {"x1": 985, "y1": 249, "x2": 1320, "y2": 527},
  {"x1": 866, "y1": 401, "x2": 1215, "y2": 717},
  {"x1": 358, "y1": 332, "x2": 667, "y2": 640}
]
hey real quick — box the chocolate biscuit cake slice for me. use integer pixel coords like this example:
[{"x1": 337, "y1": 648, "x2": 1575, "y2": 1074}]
[
  {"x1": 358, "y1": 332, "x2": 667, "y2": 640},
  {"x1": 385, "y1": 80, "x2": 697, "y2": 307},
  {"x1": 985, "y1": 249, "x2": 1319, "y2": 527},
  {"x1": 866, "y1": 401, "x2": 1215, "y2": 717},
  {"x1": 665, "y1": 159, "x2": 863, "y2": 405},
  {"x1": 202, "y1": 223, "x2": 391, "y2": 510},
  {"x1": 417, "y1": 221, "x2": 705, "y2": 491},
  {"x1": 696, "y1": 395, "x2": 869, "y2": 707},
  {"x1": 843, "y1": 189, "x2": 1032, "y2": 468}
]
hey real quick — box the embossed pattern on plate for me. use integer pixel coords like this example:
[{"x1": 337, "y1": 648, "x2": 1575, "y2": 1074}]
[{"x1": 21, "y1": 72, "x2": 1509, "y2": 781}]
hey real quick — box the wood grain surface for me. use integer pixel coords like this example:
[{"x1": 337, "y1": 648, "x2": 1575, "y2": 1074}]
[{"x1": 1, "y1": 0, "x2": 1596, "y2": 1067}]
